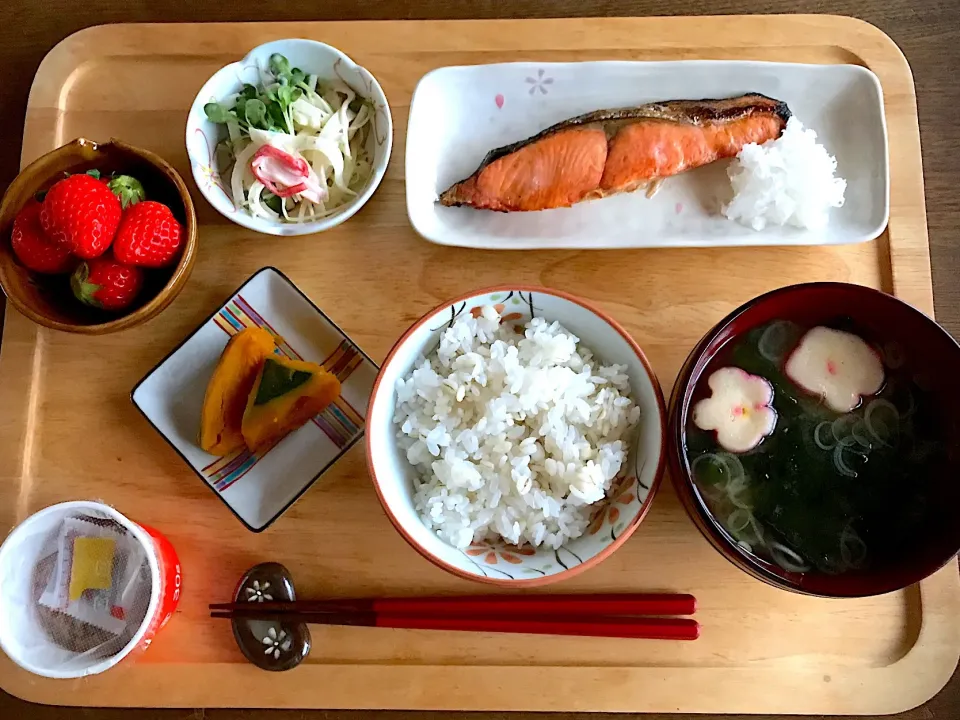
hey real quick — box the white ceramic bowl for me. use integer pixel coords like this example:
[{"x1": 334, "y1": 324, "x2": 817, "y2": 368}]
[
  {"x1": 366, "y1": 286, "x2": 668, "y2": 586},
  {"x1": 186, "y1": 39, "x2": 393, "y2": 236}
]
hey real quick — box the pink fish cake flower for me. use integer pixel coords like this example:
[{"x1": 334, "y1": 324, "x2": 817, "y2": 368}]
[
  {"x1": 784, "y1": 326, "x2": 884, "y2": 413},
  {"x1": 693, "y1": 367, "x2": 777, "y2": 453}
]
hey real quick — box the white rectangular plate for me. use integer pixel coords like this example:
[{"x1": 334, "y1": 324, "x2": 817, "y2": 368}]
[
  {"x1": 131, "y1": 267, "x2": 378, "y2": 532},
  {"x1": 405, "y1": 60, "x2": 889, "y2": 249}
]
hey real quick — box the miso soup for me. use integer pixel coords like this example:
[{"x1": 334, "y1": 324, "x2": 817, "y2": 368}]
[{"x1": 684, "y1": 318, "x2": 945, "y2": 576}]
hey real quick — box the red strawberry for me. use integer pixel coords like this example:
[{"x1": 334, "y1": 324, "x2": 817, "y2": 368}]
[
  {"x1": 70, "y1": 256, "x2": 144, "y2": 311},
  {"x1": 107, "y1": 174, "x2": 146, "y2": 209},
  {"x1": 10, "y1": 200, "x2": 75, "y2": 274},
  {"x1": 85, "y1": 169, "x2": 145, "y2": 209},
  {"x1": 113, "y1": 201, "x2": 184, "y2": 268},
  {"x1": 40, "y1": 174, "x2": 121, "y2": 259}
]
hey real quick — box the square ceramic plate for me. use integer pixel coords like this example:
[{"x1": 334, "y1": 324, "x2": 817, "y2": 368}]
[
  {"x1": 406, "y1": 60, "x2": 889, "y2": 249},
  {"x1": 131, "y1": 267, "x2": 379, "y2": 531}
]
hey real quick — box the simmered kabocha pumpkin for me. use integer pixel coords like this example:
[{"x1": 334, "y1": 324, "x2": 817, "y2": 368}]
[
  {"x1": 241, "y1": 356, "x2": 341, "y2": 452},
  {"x1": 199, "y1": 327, "x2": 278, "y2": 456}
]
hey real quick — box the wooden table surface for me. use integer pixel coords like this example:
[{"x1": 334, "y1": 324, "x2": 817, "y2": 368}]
[{"x1": 1, "y1": 0, "x2": 958, "y2": 718}]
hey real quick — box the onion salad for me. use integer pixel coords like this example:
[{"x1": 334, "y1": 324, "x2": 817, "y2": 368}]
[{"x1": 204, "y1": 53, "x2": 375, "y2": 223}]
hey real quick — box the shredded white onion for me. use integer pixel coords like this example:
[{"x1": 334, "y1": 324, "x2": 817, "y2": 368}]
[
  {"x1": 221, "y1": 75, "x2": 375, "y2": 224},
  {"x1": 231, "y1": 141, "x2": 260, "y2": 210},
  {"x1": 246, "y1": 181, "x2": 279, "y2": 221}
]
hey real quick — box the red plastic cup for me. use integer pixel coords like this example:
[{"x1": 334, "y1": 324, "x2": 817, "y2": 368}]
[
  {"x1": 137, "y1": 522, "x2": 182, "y2": 649},
  {"x1": 0, "y1": 501, "x2": 181, "y2": 678}
]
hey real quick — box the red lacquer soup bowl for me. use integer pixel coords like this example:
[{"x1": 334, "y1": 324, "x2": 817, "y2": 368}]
[{"x1": 669, "y1": 282, "x2": 960, "y2": 597}]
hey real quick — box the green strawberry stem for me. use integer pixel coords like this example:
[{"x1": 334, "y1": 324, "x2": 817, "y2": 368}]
[
  {"x1": 108, "y1": 175, "x2": 146, "y2": 209},
  {"x1": 70, "y1": 262, "x2": 103, "y2": 309}
]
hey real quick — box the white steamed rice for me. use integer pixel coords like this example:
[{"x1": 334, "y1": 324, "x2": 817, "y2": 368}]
[
  {"x1": 722, "y1": 117, "x2": 847, "y2": 231},
  {"x1": 394, "y1": 305, "x2": 641, "y2": 551}
]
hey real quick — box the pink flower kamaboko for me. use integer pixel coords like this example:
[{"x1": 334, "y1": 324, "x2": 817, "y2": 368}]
[
  {"x1": 693, "y1": 367, "x2": 777, "y2": 453},
  {"x1": 250, "y1": 145, "x2": 327, "y2": 203},
  {"x1": 784, "y1": 326, "x2": 884, "y2": 413}
]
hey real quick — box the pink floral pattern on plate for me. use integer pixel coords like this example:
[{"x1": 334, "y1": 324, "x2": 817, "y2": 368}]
[
  {"x1": 192, "y1": 128, "x2": 233, "y2": 209},
  {"x1": 525, "y1": 69, "x2": 554, "y2": 95}
]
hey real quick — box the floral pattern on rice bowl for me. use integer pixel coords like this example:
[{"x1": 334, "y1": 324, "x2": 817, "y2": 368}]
[
  {"x1": 455, "y1": 446, "x2": 649, "y2": 580},
  {"x1": 466, "y1": 544, "x2": 536, "y2": 565},
  {"x1": 587, "y1": 472, "x2": 641, "y2": 538},
  {"x1": 367, "y1": 286, "x2": 666, "y2": 585}
]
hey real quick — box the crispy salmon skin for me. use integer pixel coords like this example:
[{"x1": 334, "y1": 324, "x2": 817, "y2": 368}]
[{"x1": 438, "y1": 93, "x2": 791, "y2": 212}]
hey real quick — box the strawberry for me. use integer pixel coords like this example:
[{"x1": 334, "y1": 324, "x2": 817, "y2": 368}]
[
  {"x1": 10, "y1": 200, "x2": 75, "y2": 274},
  {"x1": 113, "y1": 201, "x2": 184, "y2": 268},
  {"x1": 85, "y1": 168, "x2": 145, "y2": 208},
  {"x1": 40, "y1": 174, "x2": 121, "y2": 259},
  {"x1": 70, "y1": 256, "x2": 144, "y2": 311},
  {"x1": 105, "y1": 174, "x2": 146, "y2": 209}
]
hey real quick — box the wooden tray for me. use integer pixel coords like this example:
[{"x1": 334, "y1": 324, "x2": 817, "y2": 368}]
[{"x1": 1, "y1": 15, "x2": 957, "y2": 714}]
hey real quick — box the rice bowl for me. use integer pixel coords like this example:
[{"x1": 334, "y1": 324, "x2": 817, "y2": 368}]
[
  {"x1": 366, "y1": 286, "x2": 667, "y2": 586},
  {"x1": 398, "y1": 306, "x2": 640, "y2": 550}
]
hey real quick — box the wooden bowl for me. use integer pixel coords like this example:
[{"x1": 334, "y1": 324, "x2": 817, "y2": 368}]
[
  {"x1": 669, "y1": 282, "x2": 960, "y2": 597},
  {"x1": 0, "y1": 138, "x2": 197, "y2": 334}
]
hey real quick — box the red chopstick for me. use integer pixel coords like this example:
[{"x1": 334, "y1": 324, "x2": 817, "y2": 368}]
[
  {"x1": 345, "y1": 594, "x2": 695, "y2": 617},
  {"x1": 210, "y1": 594, "x2": 700, "y2": 641},
  {"x1": 209, "y1": 608, "x2": 700, "y2": 641},
  {"x1": 209, "y1": 593, "x2": 696, "y2": 618},
  {"x1": 375, "y1": 613, "x2": 700, "y2": 640}
]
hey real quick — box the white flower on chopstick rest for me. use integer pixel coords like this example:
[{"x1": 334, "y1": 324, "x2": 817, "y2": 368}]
[
  {"x1": 693, "y1": 367, "x2": 777, "y2": 453},
  {"x1": 261, "y1": 627, "x2": 292, "y2": 660},
  {"x1": 245, "y1": 580, "x2": 272, "y2": 602}
]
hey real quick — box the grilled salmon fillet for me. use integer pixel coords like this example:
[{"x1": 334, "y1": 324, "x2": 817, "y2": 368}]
[{"x1": 439, "y1": 94, "x2": 790, "y2": 212}]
